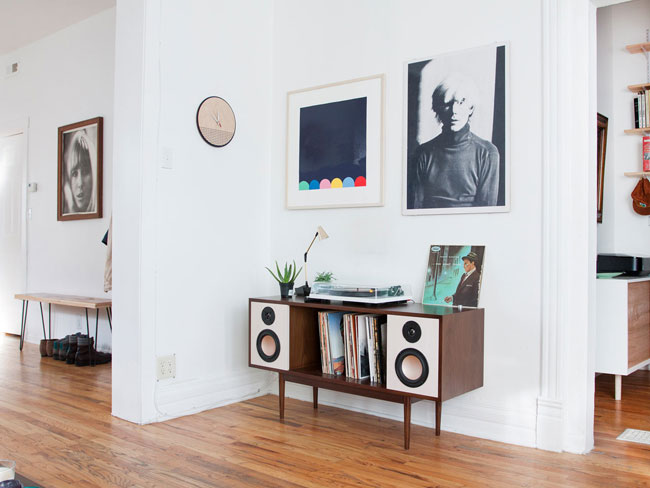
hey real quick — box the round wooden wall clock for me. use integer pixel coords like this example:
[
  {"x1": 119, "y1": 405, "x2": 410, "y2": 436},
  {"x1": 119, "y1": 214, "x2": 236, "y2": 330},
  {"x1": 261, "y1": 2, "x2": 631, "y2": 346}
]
[{"x1": 196, "y1": 96, "x2": 236, "y2": 147}]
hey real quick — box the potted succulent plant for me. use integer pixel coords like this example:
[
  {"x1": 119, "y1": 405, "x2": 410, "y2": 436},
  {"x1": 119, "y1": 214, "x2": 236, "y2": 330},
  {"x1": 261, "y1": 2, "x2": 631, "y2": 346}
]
[
  {"x1": 266, "y1": 260, "x2": 303, "y2": 298},
  {"x1": 314, "y1": 271, "x2": 334, "y2": 282}
]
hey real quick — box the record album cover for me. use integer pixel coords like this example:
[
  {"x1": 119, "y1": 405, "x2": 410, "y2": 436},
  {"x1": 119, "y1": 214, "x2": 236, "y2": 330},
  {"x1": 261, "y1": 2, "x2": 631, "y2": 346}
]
[{"x1": 422, "y1": 245, "x2": 485, "y2": 308}]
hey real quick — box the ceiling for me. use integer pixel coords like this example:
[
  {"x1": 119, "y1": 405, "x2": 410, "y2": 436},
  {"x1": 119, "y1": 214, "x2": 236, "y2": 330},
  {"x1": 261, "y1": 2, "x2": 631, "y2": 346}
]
[{"x1": 0, "y1": 0, "x2": 115, "y2": 56}]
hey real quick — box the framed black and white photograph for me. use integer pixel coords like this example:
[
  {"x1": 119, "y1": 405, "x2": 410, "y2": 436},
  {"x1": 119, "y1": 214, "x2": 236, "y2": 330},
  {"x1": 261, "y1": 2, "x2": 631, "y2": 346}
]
[
  {"x1": 57, "y1": 117, "x2": 103, "y2": 221},
  {"x1": 403, "y1": 43, "x2": 508, "y2": 215},
  {"x1": 286, "y1": 75, "x2": 384, "y2": 209}
]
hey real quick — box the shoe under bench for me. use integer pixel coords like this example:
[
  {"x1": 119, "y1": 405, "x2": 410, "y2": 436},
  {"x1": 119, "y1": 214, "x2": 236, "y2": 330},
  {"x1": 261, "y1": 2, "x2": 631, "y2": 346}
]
[{"x1": 14, "y1": 293, "x2": 112, "y2": 352}]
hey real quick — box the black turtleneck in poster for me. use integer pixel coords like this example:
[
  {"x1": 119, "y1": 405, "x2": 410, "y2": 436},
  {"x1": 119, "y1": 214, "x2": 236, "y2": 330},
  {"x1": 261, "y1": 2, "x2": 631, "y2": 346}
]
[{"x1": 411, "y1": 123, "x2": 499, "y2": 208}]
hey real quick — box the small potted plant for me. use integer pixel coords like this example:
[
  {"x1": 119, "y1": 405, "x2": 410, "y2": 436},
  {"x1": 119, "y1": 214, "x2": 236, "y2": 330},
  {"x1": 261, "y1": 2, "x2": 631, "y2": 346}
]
[
  {"x1": 314, "y1": 271, "x2": 334, "y2": 282},
  {"x1": 266, "y1": 260, "x2": 303, "y2": 298}
]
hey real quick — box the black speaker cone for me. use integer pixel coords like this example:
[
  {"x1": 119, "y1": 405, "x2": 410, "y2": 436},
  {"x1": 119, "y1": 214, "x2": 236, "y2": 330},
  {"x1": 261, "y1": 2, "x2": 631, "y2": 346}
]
[
  {"x1": 256, "y1": 330, "x2": 280, "y2": 362},
  {"x1": 402, "y1": 320, "x2": 421, "y2": 343},
  {"x1": 395, "y1": 348, "x2": 429, "y2": 388},
  {"x1": 261, "y1": 306, "x2": 275, "y2": 325}
]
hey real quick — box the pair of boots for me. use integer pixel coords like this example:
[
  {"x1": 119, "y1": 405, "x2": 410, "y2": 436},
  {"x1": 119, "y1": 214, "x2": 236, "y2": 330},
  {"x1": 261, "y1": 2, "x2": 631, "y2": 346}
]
[
  {"x1": 39, "y1": 337, "x2": 62, "y2": 358},
  {"x1": 39, "y1": 334, "x2": 111, "y2": 366},
  {"x1": 75, "y1": 336, "x2": 112, "y2": 367},
  {"x1": 51, "y1": 333, "x2": 82, "y2": 363}
]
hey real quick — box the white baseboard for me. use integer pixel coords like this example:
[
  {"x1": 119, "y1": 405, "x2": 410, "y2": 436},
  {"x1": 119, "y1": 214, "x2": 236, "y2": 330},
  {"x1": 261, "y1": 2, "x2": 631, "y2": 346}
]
[
  {"x1": 564, "y1": 430, "x2": 593, "y2": 454},
  {"x1": 152, "y1": 369, "x2": 273, "y2": 422},
  {"x1": 282, "y1": 382, "x2": 537, "y2": 448},
  {"x1": 535, "y1": 397, "x2": 563, "y2": 452}
]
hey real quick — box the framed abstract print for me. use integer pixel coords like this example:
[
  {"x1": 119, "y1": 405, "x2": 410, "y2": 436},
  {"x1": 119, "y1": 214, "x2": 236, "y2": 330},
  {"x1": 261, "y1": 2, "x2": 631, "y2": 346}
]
[{"x1": 286, "y1": 75, "x2": 384, "y2": 209}]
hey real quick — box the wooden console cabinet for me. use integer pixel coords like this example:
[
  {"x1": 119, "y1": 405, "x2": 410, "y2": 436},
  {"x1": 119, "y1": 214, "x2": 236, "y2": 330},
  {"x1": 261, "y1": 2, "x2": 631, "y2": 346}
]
[
  {"x1": 596, "y1": 277, "x2": 650, "y2": 400},
  {"x1": 249, "y1": 296, "x2": 484, "y2": 449}
]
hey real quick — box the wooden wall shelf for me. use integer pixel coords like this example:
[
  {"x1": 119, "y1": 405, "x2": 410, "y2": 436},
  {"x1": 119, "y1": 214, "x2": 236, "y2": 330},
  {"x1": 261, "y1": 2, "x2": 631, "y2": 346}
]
[
  {"x1": 626, "y1": 42, "x2": 650, "y2": 54},
  {"x1": 624, "y1": 128, "x2": 650, "y2": 134},
  {"x1": 624, "y1": 172, "x2": 650, "y2": 177},
  {"x1": 628, "y1": 82, "x2": 650, "y2": 92}
]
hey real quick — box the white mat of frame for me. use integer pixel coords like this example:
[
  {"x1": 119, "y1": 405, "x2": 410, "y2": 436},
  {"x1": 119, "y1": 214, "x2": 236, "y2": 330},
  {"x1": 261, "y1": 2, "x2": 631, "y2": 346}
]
[{"x1": 617, "y1": 429, "x2": 650, "y2": 445}]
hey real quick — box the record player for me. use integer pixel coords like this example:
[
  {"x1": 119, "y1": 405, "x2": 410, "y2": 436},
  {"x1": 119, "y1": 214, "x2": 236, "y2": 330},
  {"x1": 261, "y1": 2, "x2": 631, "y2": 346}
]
[{"x1": 308, "y1": 282, "x2": 412, "y2": 304}]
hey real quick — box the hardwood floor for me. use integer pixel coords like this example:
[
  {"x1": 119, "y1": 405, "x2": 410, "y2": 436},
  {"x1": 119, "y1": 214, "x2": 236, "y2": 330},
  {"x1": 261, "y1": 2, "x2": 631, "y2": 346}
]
[{"x1": 1, "y1": 335, "x2": 650, "y2": 487}]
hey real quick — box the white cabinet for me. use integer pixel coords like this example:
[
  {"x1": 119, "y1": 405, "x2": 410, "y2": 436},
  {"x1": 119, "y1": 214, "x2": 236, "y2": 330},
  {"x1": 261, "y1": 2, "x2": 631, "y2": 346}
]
[{"x1": 596, "y1": 277, "x2": 650, "y2": 399}]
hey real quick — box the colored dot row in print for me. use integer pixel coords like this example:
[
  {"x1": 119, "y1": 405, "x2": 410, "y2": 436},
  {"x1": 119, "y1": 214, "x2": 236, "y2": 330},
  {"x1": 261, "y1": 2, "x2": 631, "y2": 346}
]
[{"x1": 299, "y1": 176, "x2": 366, "y2": 191}]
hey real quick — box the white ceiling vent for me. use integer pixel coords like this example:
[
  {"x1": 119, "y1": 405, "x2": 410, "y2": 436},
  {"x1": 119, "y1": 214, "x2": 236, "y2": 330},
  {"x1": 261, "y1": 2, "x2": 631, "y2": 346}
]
[{"x1": 5, "y1": 61, "x2": 19, "y2": 78}]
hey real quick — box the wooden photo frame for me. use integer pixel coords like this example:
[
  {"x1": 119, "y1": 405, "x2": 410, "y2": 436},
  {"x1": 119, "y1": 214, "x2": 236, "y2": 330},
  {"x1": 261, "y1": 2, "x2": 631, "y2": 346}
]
[
  {"x1": 57, "y1": 117, "x2": 103, "y2": 221},
  {"x1": 597, "y1": 113, "x2": 608, "y2": 223},
  {"x1": 286, "y1": 75, "x2": 384, "y2": 209}
]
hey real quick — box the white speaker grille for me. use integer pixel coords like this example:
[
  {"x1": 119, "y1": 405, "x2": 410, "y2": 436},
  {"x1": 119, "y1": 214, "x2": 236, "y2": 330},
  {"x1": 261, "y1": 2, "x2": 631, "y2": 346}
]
[{"x1": 250, "y1": 302, "x2": 290, "y2": 370}]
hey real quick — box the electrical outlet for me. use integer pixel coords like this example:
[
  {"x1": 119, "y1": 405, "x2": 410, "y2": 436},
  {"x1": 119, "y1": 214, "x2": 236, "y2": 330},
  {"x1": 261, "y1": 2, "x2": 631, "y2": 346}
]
[{"x1": 156, "y1": 354, "x2": 176, "y2": 380}]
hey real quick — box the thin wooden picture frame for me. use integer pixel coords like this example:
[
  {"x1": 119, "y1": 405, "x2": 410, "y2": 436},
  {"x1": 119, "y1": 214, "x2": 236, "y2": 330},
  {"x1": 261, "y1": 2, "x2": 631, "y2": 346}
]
[
  {"x1": 57, "y1": 117, "x2": 103, "y2": 221},
  {"x1": 286, "y1": 75, "x2": 384, "y2": 210},
  {"x1": 597, "y1": 113, "x2": 608, "y2": 223}
]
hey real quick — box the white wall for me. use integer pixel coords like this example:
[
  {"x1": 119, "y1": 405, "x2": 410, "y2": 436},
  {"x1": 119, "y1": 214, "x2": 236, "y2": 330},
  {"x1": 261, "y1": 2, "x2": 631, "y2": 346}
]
[
  {"x1": 270, "y1": 0, "x2": 543, "y2": 446},
  {"x1": 0, "y1": 9, "x2": 115, "y2": 350},
  {"x1": 597, "y1": 0, "x2": 650, "y2": 254},
  {"x1": 112, "y1": 0, "x2": 273, "y2": 423},
  {"x1": 110, "y1": 0, "x2": 599, "y2": 451}
]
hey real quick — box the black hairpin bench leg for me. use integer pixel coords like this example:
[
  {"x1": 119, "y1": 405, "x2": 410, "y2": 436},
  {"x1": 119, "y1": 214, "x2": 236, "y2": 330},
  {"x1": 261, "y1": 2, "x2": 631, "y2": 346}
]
[
  {"x1": 19, "y1": 300, "x2": 28, "y2": 351},
  {"x1": 39, "y1": 303, "x2": 47, "y2": 340},
  {"x1": 85, "y1": 309, "x2": 95, "y2": 367},
  {"x1": 94, "y1": 309, "x2": 99, "y2": 366}
]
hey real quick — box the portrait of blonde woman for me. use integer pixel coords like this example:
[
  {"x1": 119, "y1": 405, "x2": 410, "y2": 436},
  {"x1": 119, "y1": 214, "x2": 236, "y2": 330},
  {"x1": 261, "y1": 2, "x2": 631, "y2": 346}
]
[{"x1": 57, "y1": 117, "x2": 103, "y2": 220}]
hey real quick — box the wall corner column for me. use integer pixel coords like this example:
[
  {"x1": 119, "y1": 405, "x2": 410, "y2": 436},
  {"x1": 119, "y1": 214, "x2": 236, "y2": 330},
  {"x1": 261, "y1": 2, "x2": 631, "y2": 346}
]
[{"x1": 538, "y1": 0, "x2": 596, "y2": 454}]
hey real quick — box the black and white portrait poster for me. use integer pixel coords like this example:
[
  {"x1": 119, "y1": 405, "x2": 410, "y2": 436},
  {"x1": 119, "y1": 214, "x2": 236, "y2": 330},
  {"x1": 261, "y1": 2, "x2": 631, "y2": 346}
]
[
  {"x1": 403, "y1": 44, "x2": 508, "y2": 215},
  {"x1": 57, "y1": 117, "x2": 103, "y2": 221}
]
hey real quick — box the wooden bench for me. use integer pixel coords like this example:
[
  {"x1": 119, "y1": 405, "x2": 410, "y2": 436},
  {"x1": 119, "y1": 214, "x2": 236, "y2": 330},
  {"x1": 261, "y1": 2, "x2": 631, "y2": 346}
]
[{"x1": 14, "y1": 293, "x2": 112, "y2": 351}]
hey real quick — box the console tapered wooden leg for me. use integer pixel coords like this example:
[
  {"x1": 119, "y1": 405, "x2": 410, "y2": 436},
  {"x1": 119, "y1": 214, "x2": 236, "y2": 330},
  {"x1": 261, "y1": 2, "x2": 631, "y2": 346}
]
[
  {"x1": 435, "y1": 399, "x2": 441, "y2": 436},
  {"x1": 279, "y1": 373, "x2": 285, "y2": 420},
  {"x1": 313, "y1": 386, "x2": 318, "y2": 409},
  {"x1": 404, "y1": 396, "x2": 411, "y2": 450}
]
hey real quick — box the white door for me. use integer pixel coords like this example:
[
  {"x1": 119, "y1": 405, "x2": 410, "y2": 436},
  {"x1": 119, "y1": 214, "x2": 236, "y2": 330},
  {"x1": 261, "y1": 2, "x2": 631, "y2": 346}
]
[{"x1": 0, "y1": 131, "x2": 26, "y2": 335}]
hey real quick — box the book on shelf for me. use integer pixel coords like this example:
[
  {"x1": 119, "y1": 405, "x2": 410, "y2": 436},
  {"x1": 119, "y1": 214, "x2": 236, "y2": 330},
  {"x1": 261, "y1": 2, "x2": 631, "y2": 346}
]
[
  {"x1": 342, "y1": 313, "x2": 370, "y2": 380},
  {"x1": 343, "y1": 314, "x2": 353, "y2": 378},
  {"x1": 318, "y1": 310, "x2": 345, "y2": 375},
  {"x1": 318, "y1": 312, "x2": 329, "y2": 374},
  {"x1": 328, "y1": 311, "x2": 345, "y2": 375},
  {"x1": 357, "y1": 316, "x2": 370, "y2": 379},
  {"x1": 633, "y1": 90, "x2": 649, "y2": 129},
  {"x1": 359, "y1": 314, "x2": 387, "y2": 384},
  {"x1": 317, "y1": 311, "x2": 382, "y2": 380},
  {"x1": 644, "y1": 135, "x2": 650, "y2": 171}
]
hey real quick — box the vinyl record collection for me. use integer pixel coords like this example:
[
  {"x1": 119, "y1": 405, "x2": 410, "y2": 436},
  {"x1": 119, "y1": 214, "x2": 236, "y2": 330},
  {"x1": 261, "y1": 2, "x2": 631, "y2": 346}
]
[{"x1": 318, "y1": 311, "x2": 387, "y2": 383}]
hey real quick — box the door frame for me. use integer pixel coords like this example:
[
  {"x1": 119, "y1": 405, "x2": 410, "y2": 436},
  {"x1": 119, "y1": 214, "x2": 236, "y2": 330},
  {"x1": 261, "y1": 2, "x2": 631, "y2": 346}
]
[{"x1": 0, "y1": 117, "x2": 29, "y2": 335}]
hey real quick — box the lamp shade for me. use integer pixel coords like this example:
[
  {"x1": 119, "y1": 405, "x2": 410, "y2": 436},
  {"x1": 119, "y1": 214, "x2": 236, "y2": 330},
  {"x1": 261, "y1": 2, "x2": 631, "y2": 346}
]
[{"x1": 317, "y1": 226, "x2": 329, "y2": 240}]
